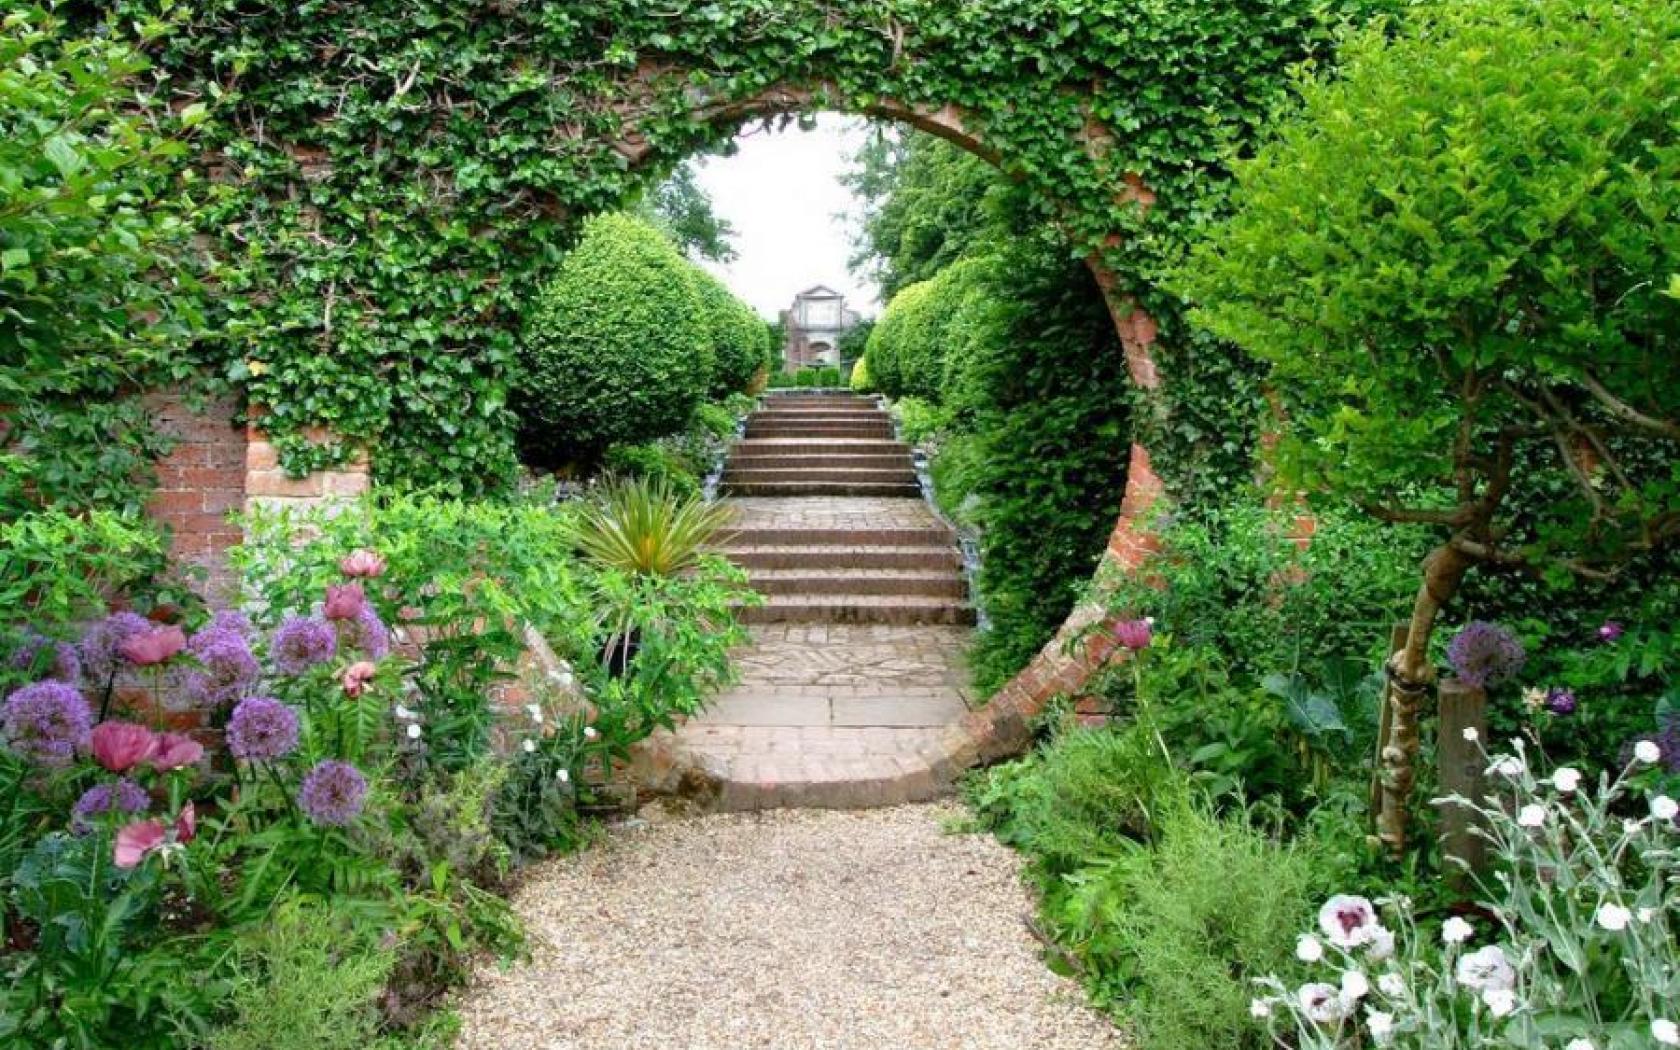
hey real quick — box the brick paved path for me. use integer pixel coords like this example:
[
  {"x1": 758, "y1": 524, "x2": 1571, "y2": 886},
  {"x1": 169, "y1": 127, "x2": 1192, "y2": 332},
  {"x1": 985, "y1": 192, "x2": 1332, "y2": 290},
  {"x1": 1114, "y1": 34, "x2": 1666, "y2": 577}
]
[{"x1": 662, "y1": 392, "x2": 978, "y2": 808}]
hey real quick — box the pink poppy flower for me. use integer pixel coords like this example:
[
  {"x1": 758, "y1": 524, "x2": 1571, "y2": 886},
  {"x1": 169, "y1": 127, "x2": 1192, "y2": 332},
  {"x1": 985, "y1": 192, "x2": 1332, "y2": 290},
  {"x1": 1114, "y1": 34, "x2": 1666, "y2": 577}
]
[
  {"x1": 118, "y1": 625, "x2": 187, "y2": 667},
  {"x1": 339, "y1": 549, "x2": 387, "y2": 579},
  {"x1": 91, "y1": 721, "x2": 159, "y2": 773},
  {"x1": 114, "y1": 819, "x2": 166, "y2": 868},
  {"x1": 151, "y1": 731, "x2": 204, "y2": 771},
  {"x1": 323, "y1": 583, "x2": 366, "y2": 621},
  {"x1": 1112, "y1": 618, "x2": 1153, "y2": 651},
  {"x1": 340, "y1": 660, "x2": 378, "y2": 698}
]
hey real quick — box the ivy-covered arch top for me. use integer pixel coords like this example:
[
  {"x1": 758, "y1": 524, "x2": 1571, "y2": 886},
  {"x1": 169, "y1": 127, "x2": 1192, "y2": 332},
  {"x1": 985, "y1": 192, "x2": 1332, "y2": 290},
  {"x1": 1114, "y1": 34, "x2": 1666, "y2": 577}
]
[{"x1": 126, "y1": 0, "x2": 1396, "y2": 492}]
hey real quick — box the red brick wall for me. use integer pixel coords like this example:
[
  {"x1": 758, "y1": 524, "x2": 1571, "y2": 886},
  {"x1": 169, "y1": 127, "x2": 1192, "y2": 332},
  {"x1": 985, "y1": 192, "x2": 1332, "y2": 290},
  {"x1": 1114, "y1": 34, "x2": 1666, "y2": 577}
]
[{"x1": 143, "y1": 393, "x2": 247, "y2": 601}]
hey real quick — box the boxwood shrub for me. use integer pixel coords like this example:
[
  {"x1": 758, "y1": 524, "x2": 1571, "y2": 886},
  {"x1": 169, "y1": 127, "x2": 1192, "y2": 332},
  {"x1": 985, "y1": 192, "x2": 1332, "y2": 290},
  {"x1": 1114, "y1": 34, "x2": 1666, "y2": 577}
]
[{"x1": 690, "y1": 266, "x2": 769, "y2": 399}]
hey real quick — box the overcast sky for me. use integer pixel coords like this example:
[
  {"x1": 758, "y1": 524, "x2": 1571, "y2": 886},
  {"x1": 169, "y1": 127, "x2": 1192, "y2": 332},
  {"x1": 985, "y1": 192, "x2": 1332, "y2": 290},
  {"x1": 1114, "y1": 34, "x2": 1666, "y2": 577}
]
[{"x1": 691, "y1": 114, "x2": 881, "y2": 320}]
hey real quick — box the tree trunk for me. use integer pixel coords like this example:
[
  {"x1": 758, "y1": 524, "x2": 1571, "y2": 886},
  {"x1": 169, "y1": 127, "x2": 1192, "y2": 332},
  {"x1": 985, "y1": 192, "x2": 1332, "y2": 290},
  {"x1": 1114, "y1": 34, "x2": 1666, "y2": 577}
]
[{"x1": 1375, "y1": 540, "x2": 1476, "y2": 853}]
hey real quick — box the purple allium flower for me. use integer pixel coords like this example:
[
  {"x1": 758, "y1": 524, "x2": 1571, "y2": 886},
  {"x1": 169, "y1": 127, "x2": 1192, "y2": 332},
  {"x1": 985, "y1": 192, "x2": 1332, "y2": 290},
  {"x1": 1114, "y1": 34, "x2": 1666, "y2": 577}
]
[
  {"x1": 297, "y1": 760, "x2": 368, "y2": 826},
  {"x1": 1545, "y1": 687, "x2": 1577, "y2": 716},
  {"x1": 71, "y1": 778, "x2": 150, "y2": 835},
  {"x1": 183, "y1": 625, "x2": 260, "y2": 707},
  {"x1": 77, "y1": 612, "x2": 151, "y2": 684},
  {"x1": 7, "y1": 631, "x2": 81, "y2": 684},
  {"x1": 271, "y1": 616, "x2": 336, "y2": 675},
  {"x1": 225, "y1": 697, "x2": 300, "y2": 760},
  {"x1": 1597, "y1": 621, "x2": 1625, "y2": 643},
  {"x1": 1446, "y1": 621, "x2": 1526, "y2": 689},
  {"x1": 1, "y1": 681, "x2": 93, "y2": 766},
  {"x1": 206, "y1": 610, "x2": 254, "y2": 639},
  {"x1": 341, "y1": 604, "x2": 389, "y2": 660}
]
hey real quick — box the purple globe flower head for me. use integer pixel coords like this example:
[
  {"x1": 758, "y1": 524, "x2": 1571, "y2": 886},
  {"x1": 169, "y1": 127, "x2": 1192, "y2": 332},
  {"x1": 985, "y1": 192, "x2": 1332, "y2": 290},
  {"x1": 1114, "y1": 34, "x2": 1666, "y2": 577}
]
[
  {"x1": 1597, "y1": 621, "x2": 1625, "y2": 643},
  {"x1": 183, "y1": 625, "x2": 260, "y2": 707},
  {"x1": 1545, "y1": 687, "x2": 1577, "y2": 716},
  {"x1": 271, "y1": 616, "x2": 336, "y2": 676},
  {"x1": 1446, "y1": 621, "x2": 1526, "y2": 689},
  {"x1": 297, "y1": 760, "x2": 368, "y2": 826},
  {"x1": 225, "y1": 696, "x2": 300, "y2": 761},
  {"x1": 341, "y1": 604, "x2": 390, "y2": 660},
  {"x1": 205, "y1": 609, "x2": 255, "y2": 640},
  {"x1": 77, "y1": 612, "x2": 151, "y2": 684},
  {"x1": 71, "y1": 778, "x2": 150, "y2": 835},
  {"x1": 7, "y1": 631, "x2": 82, "y2": 685},
  {"x1": 1, "y1": 681, "x2": 93, "y2": 767}
]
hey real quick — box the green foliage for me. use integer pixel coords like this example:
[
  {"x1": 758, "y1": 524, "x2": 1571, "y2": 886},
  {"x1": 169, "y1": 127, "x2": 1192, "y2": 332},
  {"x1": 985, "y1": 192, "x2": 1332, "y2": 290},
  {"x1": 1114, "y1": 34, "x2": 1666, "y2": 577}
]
[
  {"x1": 635, "y1": 161, "x2": 737, "y2": 264},
  {"x1": 1181, "y1": 0, "x2": 1680, "y2": 582},
  {"x1": 767, "y1": 366, "x2": 842, "y2": 388},
  {"x1": 0, "y1": 8, "x2": 211, "y2": 517},
  {"x1": 690, "y1": 265, "x2": 769, "y2": 398},
  {"x1": 835, "y1": 318, "x2": 873, "y2": 365},
  {"x1": 76, "y1": 0, "x2": 1391, "y2": 492},
  {"x1": 568, "y1": 474, "x2": 734, "y2": 577},
  {"x1": 847, "y1": 352, "x2": 872, "y2": 392},
  {"x1": 890, "y1": 397, "x2": 949, "y2": 447},
  {"x1": 860, "y1": 278, "x2": 929, "y2": 396},
  {"x1": 0, "y1": 508, "x2": 166, "y2": 636},
  {"x1": 519, "y1": 214, "x2": 709, "y2": 463}
]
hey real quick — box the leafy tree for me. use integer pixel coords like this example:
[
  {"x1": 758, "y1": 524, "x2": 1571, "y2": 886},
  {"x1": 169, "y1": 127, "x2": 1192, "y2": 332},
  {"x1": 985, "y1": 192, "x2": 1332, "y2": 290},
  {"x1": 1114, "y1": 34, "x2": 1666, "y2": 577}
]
[
  {"x1": 0, "y1": 8, "x2": 209, "y2": 517},
  {"x1": 637, "y1": 162, "x2": 737, "y2": 264},
  {"x1": 518, "y1": 214, "x2": 709, "y2": 463},
  {"x1": 1181, "y1": 0, "x2": 1680, "y2": 849}
]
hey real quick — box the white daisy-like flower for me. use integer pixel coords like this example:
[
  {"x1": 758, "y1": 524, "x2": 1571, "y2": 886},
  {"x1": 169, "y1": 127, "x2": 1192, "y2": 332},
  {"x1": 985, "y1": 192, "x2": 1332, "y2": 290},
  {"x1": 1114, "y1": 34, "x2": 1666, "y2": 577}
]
[
  {"x1": 1653, "y1": 1020, "x2": 1679, "y2": 1047},
  {"x1": 1340, "y1": 970, "x2": 1369, "y2": 1001},
  {"x1": 1296, "y1": 934, "x2": 1325, "y2": 963},
  {"x1": 1517, "y1": 804, "x2": 1547, "y2": 828},
  {"x1": 1366, "y1": 1009, "x2": 1395, "y2": 1044},
  {"x1": 555, "y1": 768, "x2": 570, "y2": 784},
  {"x1": 1651, "y1": 795, "x2": 1678, "y2": 822},
  {"x1": 1455, "y1": 945, "x2": 1515, "y2": 992},
  {"x1": 583, "y1": 725, "x2": 599, "y2": 740},
  {"x1": 1462, "y1": 726, "x2": 1480, "y2": 743},
  {"x1": 1442, "y1": 916, "x2": 1474, "y2": 944},
  {"x1": 406, "y1": 723, "x2": 422, "y2": 740},
  {"x1": 1635, "y1": 740, "x2": 1662, "y2": 764},
  {"x1": 521, "y1": 738, "x2": 536, "y2": 753},
  {"x1": 1595, "y1": 903, "x2": 1632, "y2": 931},
  {"x1": 1249, "y1": 999, "x2": 1271, "y2": 1019},
  {"x1": 1376, "y1": 972, "x2": 1406, "y2": 998},
  {"x1": 1481, "y1": 988, "x2": 1516, "y2": 1017},
  {"x1": 1552, "y1": 767, "x2": 1582, "y2": 793}
]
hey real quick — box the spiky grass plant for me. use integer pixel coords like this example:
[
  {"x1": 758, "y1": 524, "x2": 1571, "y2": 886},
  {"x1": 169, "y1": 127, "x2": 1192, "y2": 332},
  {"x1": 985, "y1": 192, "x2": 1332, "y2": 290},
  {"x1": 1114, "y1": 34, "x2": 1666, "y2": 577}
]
[{"x1": 568, "y1": 475, "x2": 733, "y2": 577}]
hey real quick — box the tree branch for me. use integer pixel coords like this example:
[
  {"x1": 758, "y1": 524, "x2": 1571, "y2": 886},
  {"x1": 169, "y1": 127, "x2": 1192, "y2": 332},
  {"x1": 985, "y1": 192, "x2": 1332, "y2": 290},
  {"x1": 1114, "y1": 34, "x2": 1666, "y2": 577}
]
[{"x1": 1581, "y1": 372, "x2": 1680, "y2": 441}]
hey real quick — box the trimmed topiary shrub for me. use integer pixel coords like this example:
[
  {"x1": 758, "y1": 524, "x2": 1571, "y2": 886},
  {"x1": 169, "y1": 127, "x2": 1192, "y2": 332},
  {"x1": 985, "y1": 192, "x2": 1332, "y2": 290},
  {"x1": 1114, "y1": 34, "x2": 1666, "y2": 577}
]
[
  {"x1": 690, "y1": 266, "x2": 769, "y2": 398},
  {"x1": 861, "y1": 278, "x2": 932, "y2": 397},
  {"x1": 518, "y1": 214, "x2": 708, "y2": 462}
]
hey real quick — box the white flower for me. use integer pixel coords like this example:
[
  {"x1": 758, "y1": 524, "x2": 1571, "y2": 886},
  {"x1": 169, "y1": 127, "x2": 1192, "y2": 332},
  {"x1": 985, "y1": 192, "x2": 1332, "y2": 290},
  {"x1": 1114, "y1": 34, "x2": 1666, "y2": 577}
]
[
  {"x1": 583, "y1": 725, "x2": 598, "y2": 740},
  {"x1": 1366, "y1": 1009, "x2": 1395, "y2": 1044},
  {"x1": 1462, "y1": 726, "x2": 1480, "y2": 743},
  {"x1": 1365, "y1": 926, "x2": 1395, "y2": 962},
  {"x1": 1652, "y1": 795, "x2": 1678, "y2": 822},
  {"x1": 1552, "y1": 767, "x2": 1582, "y2": 793},
  {"x1": 1296, "y1": 934, "x2": 1325, "y2": 963},
  {"x1": 526, "y1": 703, "x2": 543, "y2": 722},
  {"x1": 1249, "y1": 999, "x2": 1271, "y2": 1019},
  {"x1": 1522, "y1": 687, "x2": 1546, "y2": 711},
  {"x1": 1377, "y1": 972, "x2": 1406, "y2": 998},
  {"x1": 1652, "y1": 1020, "x2": 1679, "y2": 1046},
  {"x1": 1595, "y1": 903, "x2": 1632, "y2": 931},
  {"x1": 1481, "y1": 988, "x2": 1516, "y2": 1017},
  {"x1": 394, "y1": 704, "x2": 415, "y2": 720},
  {"x1": 1340, "y1": 970, "x2": 1370, "y2": 1001},
  {"x1": 1635, "y1": 740, "x2": 1662, "y2": 764},
  {"x1": 1638, "y1": 908, "x2": 1657, "y2": 924},
  {"x1": 555, "y1": 768, "x2": 570, "y2": 784},
  {"x1": 1298, "y1": 983, "x2": 1350, "y2": 1025},
  {"x1": 1442, "y1": 916, "x2": 1475, "y2": 944},
  {"x1": 405, "y1": 723, "x2": 422, "y2": 740},
  {"x1": 1318, "y1": 895, "x2": 1381, "y2": 948},
  {"x1": 1455, "y1": 945, "x2": 1515, "y2": 992},
  {"x1": 521, "y1": 738, "x2": 536, "y2": 753},
  {"x1": 1624, "y1": 819, "x2": 1644, "y2": 836},
  {"x1": 1489, "y1": 755, "x2": 1525, "y2": 778},
  {"x1": 1517, "y1": 804, "x2": 1548, "y2": 828},
  {"x1": 1567, "y1": 1039, "x2": 1597, "y2": 1050}
]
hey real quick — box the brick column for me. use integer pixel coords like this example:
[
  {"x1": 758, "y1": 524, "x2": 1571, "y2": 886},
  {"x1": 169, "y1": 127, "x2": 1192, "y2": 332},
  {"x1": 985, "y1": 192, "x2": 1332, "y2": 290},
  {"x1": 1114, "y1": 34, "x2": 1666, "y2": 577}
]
[{"x1": 143, "y1": 393, "x2": 247, "y2": 601}]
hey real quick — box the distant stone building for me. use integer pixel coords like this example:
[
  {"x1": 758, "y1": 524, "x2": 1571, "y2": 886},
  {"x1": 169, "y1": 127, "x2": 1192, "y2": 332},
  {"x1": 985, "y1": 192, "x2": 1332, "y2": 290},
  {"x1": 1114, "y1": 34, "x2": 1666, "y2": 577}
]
[{"x1": 780, "y1": 284, "x2": 861, "y2": 369}]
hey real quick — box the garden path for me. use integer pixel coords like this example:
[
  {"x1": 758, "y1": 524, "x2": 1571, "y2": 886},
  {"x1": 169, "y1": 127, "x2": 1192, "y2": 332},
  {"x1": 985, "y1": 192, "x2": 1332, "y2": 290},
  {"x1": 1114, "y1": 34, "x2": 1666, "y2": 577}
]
[
  {"x1": 454, "y1": 803, "x2": 1123, "y2": 1049},
  {"x1": 649, "y1": 392, "x2": 980, "y2": 808}
]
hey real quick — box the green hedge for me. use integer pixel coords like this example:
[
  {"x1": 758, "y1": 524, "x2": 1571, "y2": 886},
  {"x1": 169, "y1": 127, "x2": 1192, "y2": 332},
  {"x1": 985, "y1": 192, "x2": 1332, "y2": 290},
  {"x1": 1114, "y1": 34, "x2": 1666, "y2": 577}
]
[{"x1": 690, "y1": 266, "x2": 769, "y2": 399}]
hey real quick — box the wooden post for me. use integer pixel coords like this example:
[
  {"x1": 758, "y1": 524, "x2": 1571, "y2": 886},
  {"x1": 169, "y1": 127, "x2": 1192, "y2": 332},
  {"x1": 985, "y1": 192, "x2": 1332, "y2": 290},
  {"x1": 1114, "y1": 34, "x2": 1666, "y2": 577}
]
[{"x1": 1436, "y1": 677, "x2": 1489, "y2": 885}]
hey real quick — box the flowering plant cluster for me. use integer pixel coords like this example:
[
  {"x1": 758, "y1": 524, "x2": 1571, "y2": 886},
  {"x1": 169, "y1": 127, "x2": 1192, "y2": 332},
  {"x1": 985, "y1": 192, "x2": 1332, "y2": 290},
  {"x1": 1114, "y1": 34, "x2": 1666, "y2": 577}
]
[{"x1": 1250, "y1": 736, "x2": 1678, "y2": 1048}]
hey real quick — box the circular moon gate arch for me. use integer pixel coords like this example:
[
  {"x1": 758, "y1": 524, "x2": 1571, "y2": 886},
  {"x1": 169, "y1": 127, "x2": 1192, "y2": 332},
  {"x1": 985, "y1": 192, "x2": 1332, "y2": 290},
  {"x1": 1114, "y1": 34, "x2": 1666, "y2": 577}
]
[{"x1": 147, "y1": 2, "x2": 1361, "y2": 767}]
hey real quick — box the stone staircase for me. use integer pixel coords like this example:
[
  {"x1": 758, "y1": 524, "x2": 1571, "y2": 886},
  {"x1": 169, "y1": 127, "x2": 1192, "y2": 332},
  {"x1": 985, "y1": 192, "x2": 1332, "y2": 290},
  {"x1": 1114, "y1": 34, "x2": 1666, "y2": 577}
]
[{"x1": 717, "y1": 392, "x2": 975, "y2": 626}]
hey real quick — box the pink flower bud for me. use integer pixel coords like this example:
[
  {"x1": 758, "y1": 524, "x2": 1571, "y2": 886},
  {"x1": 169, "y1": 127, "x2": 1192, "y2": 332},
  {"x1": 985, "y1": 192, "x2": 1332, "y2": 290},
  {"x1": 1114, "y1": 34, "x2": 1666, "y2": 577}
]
[{"x1": 339, "y1": 549, "x2": 387, "y2": 579}]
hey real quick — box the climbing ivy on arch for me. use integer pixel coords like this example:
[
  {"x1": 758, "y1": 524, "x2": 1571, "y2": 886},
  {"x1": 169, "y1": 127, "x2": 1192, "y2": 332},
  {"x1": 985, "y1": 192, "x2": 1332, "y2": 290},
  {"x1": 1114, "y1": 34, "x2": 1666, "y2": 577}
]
[{"x1": 104, "y1": 0, "x2": 1399, "y2": 494}]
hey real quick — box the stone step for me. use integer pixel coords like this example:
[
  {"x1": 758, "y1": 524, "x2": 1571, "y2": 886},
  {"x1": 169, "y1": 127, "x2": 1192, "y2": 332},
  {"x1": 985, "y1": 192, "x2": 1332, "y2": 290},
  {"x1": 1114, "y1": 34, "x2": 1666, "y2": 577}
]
[
  {"x1": 745, "y1": 422, "x2": 895, "y2": 438},
  {"x1": 736, "y1": 595, "x2": 977, "y2": 626},
  {"x1": 721, "y1": 467, "x2": 919, "y2": 485},
  {"x1": 754, "y1": 404, "x2": 885, "y2": 414},
  {"x1": 730, "y1": 439, "x2": 907, "y2": 456},
  {"x1": 720, "y1": 526, "x2": 956, "y2": 546},
  {"x1": 720, "y1": 480, "x2": 923, "y2": 498},
  {"x1": 761, "y1": 393, "x2": 875, "y2": 402},
  {"x1": 721, "y1": 544, "x2": 963, "y2": 570},
  {"x1": 726, "y1": 452, "x2": 915, "y2": 470},
  {"x1": 747, "y1": 568, "x2": 968, "y2": 598}
]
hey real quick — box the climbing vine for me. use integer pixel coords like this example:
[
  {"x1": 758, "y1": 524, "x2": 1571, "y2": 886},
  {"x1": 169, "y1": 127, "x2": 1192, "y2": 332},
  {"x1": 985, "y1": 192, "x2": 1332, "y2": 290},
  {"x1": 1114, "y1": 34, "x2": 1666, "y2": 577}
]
[{"x1": 93, "y1": 0, "x2": 1397, "y2": 495}]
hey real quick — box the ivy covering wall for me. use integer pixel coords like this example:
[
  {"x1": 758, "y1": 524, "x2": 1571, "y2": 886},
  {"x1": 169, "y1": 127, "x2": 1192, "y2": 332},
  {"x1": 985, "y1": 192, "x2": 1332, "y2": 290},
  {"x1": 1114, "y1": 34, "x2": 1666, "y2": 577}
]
[{"x1": 91, "y1": 0, "x2": 1397, "y2": 496}]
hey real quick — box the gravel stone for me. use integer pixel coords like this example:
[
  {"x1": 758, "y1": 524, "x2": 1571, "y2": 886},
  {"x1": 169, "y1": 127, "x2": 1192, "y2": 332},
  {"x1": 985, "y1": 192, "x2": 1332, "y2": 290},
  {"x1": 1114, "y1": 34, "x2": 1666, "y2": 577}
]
[{"x1": 455, "y1": 803, "x2": 1125, "y2": 1049}]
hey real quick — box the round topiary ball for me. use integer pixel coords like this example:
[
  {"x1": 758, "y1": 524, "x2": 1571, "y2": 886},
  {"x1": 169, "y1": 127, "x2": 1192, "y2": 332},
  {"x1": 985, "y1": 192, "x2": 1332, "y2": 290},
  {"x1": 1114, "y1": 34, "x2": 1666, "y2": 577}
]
[{"x1": 518, "y1": 213, "x2": 708, "y2": 461}]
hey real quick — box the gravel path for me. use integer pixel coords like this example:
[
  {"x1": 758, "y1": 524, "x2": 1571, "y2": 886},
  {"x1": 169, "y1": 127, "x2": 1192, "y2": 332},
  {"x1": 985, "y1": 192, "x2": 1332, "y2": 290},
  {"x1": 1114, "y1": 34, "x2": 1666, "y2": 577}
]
[{"x1": 455, "y1": 803, "x2": 1124, "y2": 1049}]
